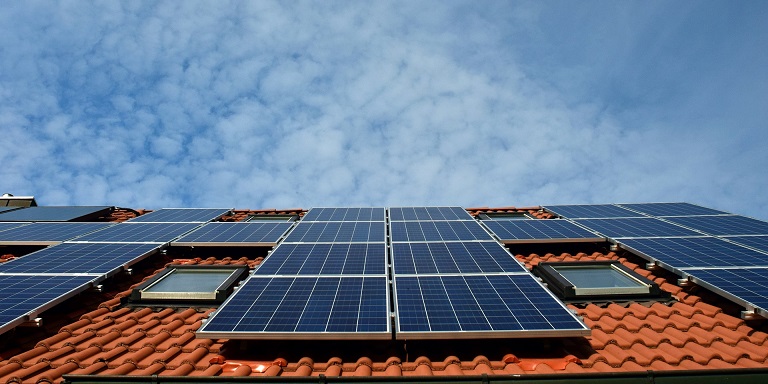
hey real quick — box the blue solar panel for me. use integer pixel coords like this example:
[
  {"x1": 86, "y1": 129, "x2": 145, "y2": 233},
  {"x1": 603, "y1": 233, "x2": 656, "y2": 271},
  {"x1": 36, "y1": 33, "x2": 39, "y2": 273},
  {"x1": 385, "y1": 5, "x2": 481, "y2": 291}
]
[
  {"x1": 0, "y1": 275, "x2": 95, "y2": 335},
  {"x1": 389, "y1": 207, "x2": 473, "y2": 221},
  {"x1": 0, "y1": 243, "x2": 160, "y2": 275},
  {"x1": 74, "y1": 223, "x2": 202, "y2": 243},
  {"x1": 618, "y1": 202, "x2": 729, "y2": 217},
  {"x1": 282, "y1": 221, "x2": 385, "y2": 243},
  {"x1": 128, "y1": 208, "x2": 231, "y2": 223},
  {"x1": 198, "y1": 276, "x2": 390, "y2": 339},
  {"x1": 172, "y1": 222, "x2": 292, "y2": 246},
  {"x1": 391, "y1": 242, "x2": 527, "y2": 274},
  {"x1": 0, "y1": 207, "x2": 21, "y2": 213},
  {"x1": 0, "y1": 223, "x2": 114, "y2": 244},
  {"x1": 255, "y1": 243, "x2": 386, "y2": 275},
  {"x1": 390, "y1": 221, "x2": 494, "y2": 242},
  {"x1": 543, "y1": 204, "x2": 644, "y2": 219},
  {"x1": 483, "y1": 220, "x2": 603, "y2": 243},
  {"x1": 680, "y1": 268, "x2": 768, "y2": 316},
  {"x1": 0, "y1": 222, "x2": 30, "y2": 232},
  {"x1": 724, "y1": 236, "x2": 768, "y2": 253},
  {"x1": 302, "y1": 208, "x2": 386, "y2": 222},
  {"x1": 394, "y1": 274, "x2": 589, "y2": 338},
  {"x1": 573, "y1": 218, "x2": 701, "y2": 238},
  {"x1": 619, "y1": 237, "x2": 768, "y2": 269},
  {"x1": 0, "y1": 206, "x2": 112, "y2": 222},
  {"x1": 664, "y1": 215, "x2": 768, "y2": 236}
]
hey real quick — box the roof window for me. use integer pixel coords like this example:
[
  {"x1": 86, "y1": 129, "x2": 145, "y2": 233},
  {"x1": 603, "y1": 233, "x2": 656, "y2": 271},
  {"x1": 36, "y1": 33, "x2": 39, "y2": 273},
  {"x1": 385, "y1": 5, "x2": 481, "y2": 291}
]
[
  {"x1": 534, "y1": 261, "x2": 662, "y2": 300},
  {"x1": 130, "y1": 265, "x2": 249, "y2": 303}
]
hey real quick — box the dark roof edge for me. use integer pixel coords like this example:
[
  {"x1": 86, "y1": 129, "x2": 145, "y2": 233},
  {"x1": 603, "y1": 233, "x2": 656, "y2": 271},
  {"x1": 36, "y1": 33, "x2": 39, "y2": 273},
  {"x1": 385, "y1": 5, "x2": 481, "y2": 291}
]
[{"x1": 64, "y1": 368, "x2": 768, "y2": 384}]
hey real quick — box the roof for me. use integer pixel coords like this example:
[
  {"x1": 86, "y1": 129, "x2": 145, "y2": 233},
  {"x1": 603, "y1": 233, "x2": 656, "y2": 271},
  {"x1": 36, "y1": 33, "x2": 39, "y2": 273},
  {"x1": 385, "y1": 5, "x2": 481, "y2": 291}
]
[{"x1": 1, "y1": 205, "x2": 767, "y2": 383}]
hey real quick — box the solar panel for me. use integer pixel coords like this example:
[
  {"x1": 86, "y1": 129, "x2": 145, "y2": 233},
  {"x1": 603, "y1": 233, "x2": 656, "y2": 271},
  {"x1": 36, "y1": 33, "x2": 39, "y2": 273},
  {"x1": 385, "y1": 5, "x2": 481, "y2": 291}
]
[
  {"x1": 255, "y1": 243, "x2": 386, "y2": 275},
  {"x1": 390, "y1": 221, "x2": 494, "y2": 242},
  {"x1": 0, "y1": 222, "x2": 30, "y2": 232},
  {"x1": 0, "y1": 243, "x2": 160, "y2": 275},
  {"x1": 389, "y1": 207, "x2": 473, "y2": 221},
  {"x1": 197, "y1": 276, "x2": 390, "y2": 339},
  {"x1": 572, "y1": 218, "x2": 701, "y2": 238},
  {"x1": 73, "y1": 223, "x2": 202, "y2": 243},
  {"x1": 0, "y1": 206, "x2": 112, "y2": 222},
  {"x1": 483, "y1": 220, "x2": 603, "y2": 243},
  {"x1": 0, "y1": 207, "x2": 22, "y2": 213},
  {"x1": 680, "y1": 268, "x2": 768, "y2": 317},
  {"x1": 542, "y1": 204, "x2": 644, "y2": 219},
  {"x1": 301, "y1": 208, "x2": 386, "y2": 222},
  {"x1": 619, "y1": 237, "x2": 768, "y2": 269},
  {"x1": 0, "y1": 223, "x2": 115, "y2": 245},
  {"x1": 618, "y1": 202, "x2": 729, "y2": 217},
  {"x1": 172, "y1": 222, "x2": 293, "y2": 246},
  {"x1": 723, "y1": 236, "x2": 768, "y2": 253},
  {"x1": 0, "y1": 275, "x2": 96, "y2": 335},
  {"x1": 393, "y1": 274, "x2": 589, "y2": 339},
  {"x1": 127, "y1": 208, "x2": 231, "y2": 223},
  {"x1": 664, "y1": 215, "x2": 768, "y2": 236},
  {"x1": 282, "y1": 221, "x2": 386, "y2": 243},
  {"x1": 391, "y1": 241, "x2": 527, "y2": 274}
]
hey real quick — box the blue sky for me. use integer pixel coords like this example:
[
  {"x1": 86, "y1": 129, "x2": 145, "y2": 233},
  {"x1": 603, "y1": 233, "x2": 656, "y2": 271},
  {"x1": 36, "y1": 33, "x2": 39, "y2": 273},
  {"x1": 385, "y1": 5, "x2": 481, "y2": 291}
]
[{"x1": 1, "y1": 1, "x2": 766, "y2": 219}]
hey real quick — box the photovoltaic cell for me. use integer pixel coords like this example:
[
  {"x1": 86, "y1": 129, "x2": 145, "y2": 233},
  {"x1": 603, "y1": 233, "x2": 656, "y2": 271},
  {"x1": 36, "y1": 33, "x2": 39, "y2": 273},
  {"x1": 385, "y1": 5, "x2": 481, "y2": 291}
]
[
  {"x1": 572, "y1": 218, "x2": 701, "y2": 238},
  {"x1": 0, "y1": 223, "x2": 30, "y2": 232},
  {"x1": 483, "y1": 220, "x2": 602, "y2": 243},
  {"x1": 619, "y1": 237, "x2": 768, "y2": 269},
  {"x1": 255, "y1": 243, "x2": 386, "y2": 275},
  {"x1": 172, "y1": 222, "x2": 292, "y2": 246},
  {"x1": 0, "y1": 275, "x2": 95, "y2": 335},
  {"x1": 0, "y1": 223, "x2": 115, "y2": 244},
  {"x1": 391, "y1": 242, "x2": 526, "y2": 274},
  {"x1": 74, "y1": 223, "x2": 202, "y2": 243},
  {"x1": 0, "y1": 207, "x2": 21, "y2": 213},
  {"x1": 197, "y1": 276, "x2": 390, "y2": 339},
  {"x1": 664, "y1": 215, "x2": 768, "y2": 236},
  {"x1": 282, "y1": 221, "x2": 385, "y2": 243},
  {"x1": 390, "y1": 221, "x2": 494, "y2": 242},
  {"x1": 542, "y1": 204, "x2": 644, "y2": 219},
  {"x1": 301, "y1": 208, "x2": 386, "y2": 222},
  {"x1": 724, "y1": 236, "x2": 768, "y2": 253},
  {"x1": 127, "y1": 208, "x2": 231, "y2": 223},
  {"x1": 0, "y1": 206, "x2": 112, "y2": 222},
  {"x1": 394, "y1": 274, "x2": 589, "y2": 338},
  {"x1": 680, "y1": 268, "x2": 768, "y2": 316},
  {"x1": 389, "y1": 207, "x2": 473, "y2": 221},
  {"x1": 618, "y1": 202, "x2": 729, "y2": 217},
  {"x1": 0, "y1": 243, "x2": 160, "y2": 275}
]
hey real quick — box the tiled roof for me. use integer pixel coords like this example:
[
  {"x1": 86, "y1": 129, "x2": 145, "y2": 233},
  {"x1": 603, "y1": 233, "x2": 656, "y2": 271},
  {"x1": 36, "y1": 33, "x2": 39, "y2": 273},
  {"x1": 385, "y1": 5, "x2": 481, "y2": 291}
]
[{"x1": 1, "y1": 207, "x2": 767, "y2": 383}]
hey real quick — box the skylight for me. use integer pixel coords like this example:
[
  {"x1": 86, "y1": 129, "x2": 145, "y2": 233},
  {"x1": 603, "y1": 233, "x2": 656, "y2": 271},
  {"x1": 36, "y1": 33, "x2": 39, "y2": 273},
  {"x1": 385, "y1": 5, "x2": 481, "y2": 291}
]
[{"x1": 534, "y1": 261, "x2": 662, "y2": 300}]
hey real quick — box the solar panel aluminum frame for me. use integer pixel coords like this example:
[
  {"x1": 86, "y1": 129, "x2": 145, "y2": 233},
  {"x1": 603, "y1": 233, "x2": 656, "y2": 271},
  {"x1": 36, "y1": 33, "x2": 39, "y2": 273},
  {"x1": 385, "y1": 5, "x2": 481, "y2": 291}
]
[
  {"x1": 197, "y1": 275, "x2": 393, "y2": 340},
  {"x1": 680, "y1": 268, "x2": 768, "y2": 319},
  {"x1": 391, "y1": 273, "x2": 590, "y2": 340},
  {"x1": 0, "y1": 275, "x2": 96, "y2": 336}
]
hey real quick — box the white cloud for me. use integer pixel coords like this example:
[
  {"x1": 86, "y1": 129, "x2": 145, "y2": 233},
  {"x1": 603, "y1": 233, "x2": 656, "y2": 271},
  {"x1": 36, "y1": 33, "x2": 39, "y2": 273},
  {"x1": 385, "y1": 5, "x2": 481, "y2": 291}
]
[{"x1": 0, "y1": 1, "x2": 765, "y2": 219}]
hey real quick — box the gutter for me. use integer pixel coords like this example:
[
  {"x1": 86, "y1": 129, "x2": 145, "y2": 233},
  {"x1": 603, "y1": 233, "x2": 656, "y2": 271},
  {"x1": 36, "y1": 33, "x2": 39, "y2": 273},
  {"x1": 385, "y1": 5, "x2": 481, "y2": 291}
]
[{"x1": 64, "y1": 368, "x2": 768, "y2": 384}]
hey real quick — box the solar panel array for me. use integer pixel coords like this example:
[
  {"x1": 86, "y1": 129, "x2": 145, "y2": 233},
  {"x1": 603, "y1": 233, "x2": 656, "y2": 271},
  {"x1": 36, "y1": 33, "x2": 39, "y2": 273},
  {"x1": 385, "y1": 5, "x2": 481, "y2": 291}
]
[
  {"x1": 0, "y1": 222, "x2": 115, "y2": 245},
  {"x1": 0, "y1": 206, "x2": 112, "y2": 222},
  {"x1": 541, "y1": 203, "x2": 768, "y2": 318},
  {"x1": 172, "y1": 222, "x2": 293, "y2": 246},
  {"x1": 389, "y1": 207, "x2": 588, "y2": 339},
  {"x1": 127, "y1": 208, "x2": 231, "y2": 223},
  {"x1": 482, "y1": 220, "x2": 603, "y2": 243},
  {"x1": 199, "y1": 207, "x2": 392, "y2": 339}
]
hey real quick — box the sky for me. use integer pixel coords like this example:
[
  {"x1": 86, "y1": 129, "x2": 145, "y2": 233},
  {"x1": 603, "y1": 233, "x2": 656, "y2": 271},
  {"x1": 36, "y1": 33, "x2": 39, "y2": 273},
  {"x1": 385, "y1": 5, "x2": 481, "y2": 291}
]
[{"x1": 1, "y1": 1, "x2": 766, "y2": 219}]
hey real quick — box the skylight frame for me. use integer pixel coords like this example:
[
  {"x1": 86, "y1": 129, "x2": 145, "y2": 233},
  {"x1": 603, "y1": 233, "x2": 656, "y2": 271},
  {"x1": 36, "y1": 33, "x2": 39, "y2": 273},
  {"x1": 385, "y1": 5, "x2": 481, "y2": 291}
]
[
  {"x1": 130, "y1": 265, "x2": 249, "y2": 303},
  {"x1": 535, "y1": 261, "x2": 662, "y2": 300}
]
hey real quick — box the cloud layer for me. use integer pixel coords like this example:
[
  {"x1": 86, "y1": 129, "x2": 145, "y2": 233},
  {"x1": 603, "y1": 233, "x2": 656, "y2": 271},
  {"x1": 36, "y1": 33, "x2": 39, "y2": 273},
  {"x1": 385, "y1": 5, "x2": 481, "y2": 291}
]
[{"x1": 1, "y1": 1, "x2": 766, "y2": 218}]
